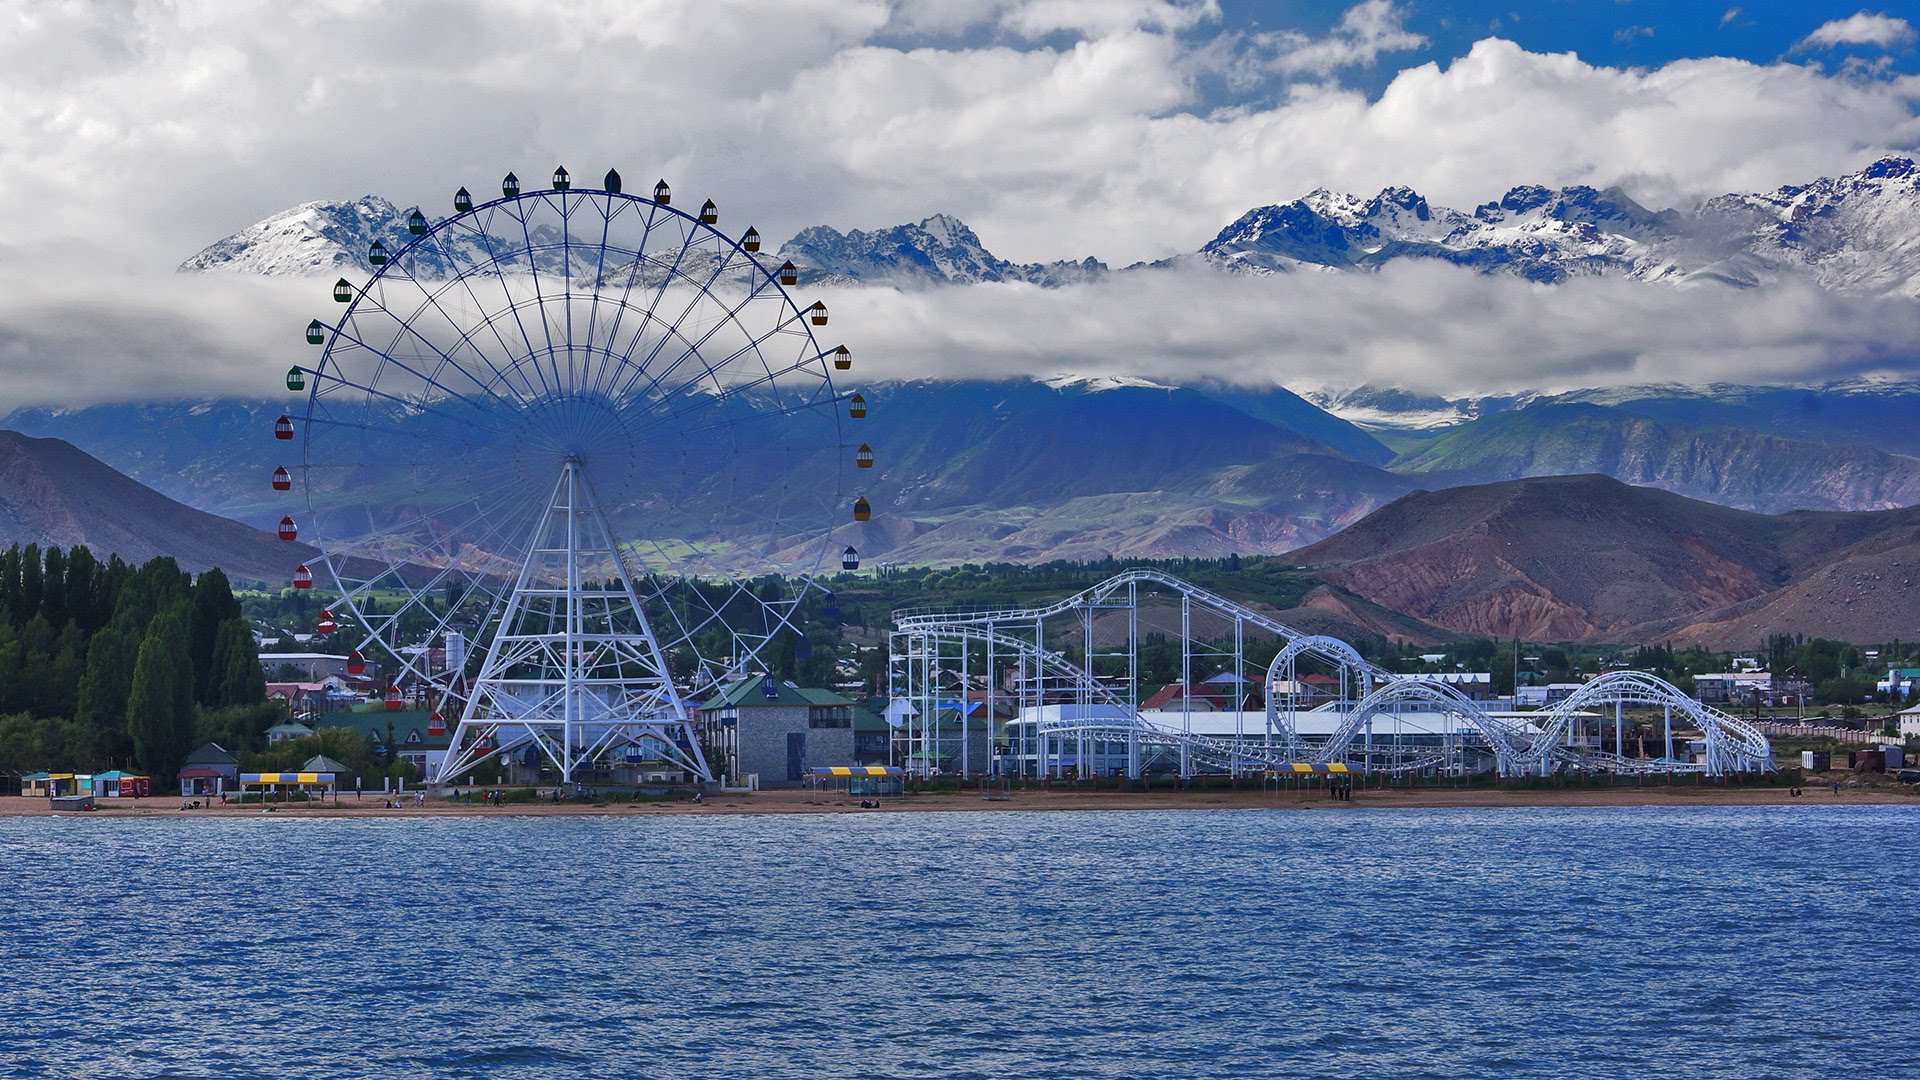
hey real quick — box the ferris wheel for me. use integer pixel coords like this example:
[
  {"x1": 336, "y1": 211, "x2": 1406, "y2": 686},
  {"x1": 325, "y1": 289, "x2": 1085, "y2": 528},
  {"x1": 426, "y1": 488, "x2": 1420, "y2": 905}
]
[{"x1": 271, "y1": 166, "x2": 873, "y2": 785}]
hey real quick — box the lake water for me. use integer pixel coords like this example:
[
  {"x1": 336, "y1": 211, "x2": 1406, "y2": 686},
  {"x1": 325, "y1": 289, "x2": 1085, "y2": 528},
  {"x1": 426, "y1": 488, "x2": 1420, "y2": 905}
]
[{"x1": 3, "y1": 805, "x2": 1916, "y2": 1078}]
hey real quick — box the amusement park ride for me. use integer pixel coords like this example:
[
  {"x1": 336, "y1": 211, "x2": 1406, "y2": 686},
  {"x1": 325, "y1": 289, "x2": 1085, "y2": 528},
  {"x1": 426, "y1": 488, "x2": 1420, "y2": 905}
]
[
  {"x1": 272, "y1": 167, "x2": 868, "y2": 785},
  {"x1": 268, "y1": 166, "x2": 1773, "y2": 787},
  {"x1": 891, "y1": 570, "x2": 1776, "y2": 779}
]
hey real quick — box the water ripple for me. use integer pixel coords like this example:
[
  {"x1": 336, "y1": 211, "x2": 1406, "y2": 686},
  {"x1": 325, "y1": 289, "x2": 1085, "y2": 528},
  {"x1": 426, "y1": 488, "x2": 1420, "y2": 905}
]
[{"x1": 3, "y1": 806, "x2": 1918, "y2": 1078}]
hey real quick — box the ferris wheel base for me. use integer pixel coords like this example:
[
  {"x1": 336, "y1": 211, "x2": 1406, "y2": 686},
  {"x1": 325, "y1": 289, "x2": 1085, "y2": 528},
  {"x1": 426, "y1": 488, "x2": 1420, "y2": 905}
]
[{"x1": 436, "y1": 460, "x2": 713, "y2": 786}]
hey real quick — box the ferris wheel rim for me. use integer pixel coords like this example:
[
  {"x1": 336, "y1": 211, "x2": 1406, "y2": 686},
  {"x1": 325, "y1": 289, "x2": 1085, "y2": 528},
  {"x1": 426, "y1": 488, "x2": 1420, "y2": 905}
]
[{"x1": 279, "y1": 171, "x2": 869, "y2": 704}]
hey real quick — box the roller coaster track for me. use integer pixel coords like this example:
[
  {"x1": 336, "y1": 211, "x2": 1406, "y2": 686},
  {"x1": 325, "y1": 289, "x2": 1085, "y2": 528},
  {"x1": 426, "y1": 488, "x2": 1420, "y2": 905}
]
[{"x1": 892, "y1": 570, "x2": 1774, "y2": 778}]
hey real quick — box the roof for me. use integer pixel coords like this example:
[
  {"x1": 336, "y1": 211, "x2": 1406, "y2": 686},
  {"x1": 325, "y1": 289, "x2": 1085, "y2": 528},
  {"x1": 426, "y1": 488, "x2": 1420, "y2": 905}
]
[
  {"x1": 1422, "y1": 672, "x2": 1492, "y2": 685},
  {"x1": 808, "y1": 766, "x2": 905, "y2": 777},
  {"x1": 1140, "y1": 683, "x2": 1233, "y2": 710},
  {"x1": 301, "y1": 754, "x2": 351, "y2": 773},
  {"x1": 266, "y1": 722, "x2": 316, "y2": 736},
  {"x1": 1014, "y1": 704, "x2": 1559, "y2": 740},
  {"x1": 702, "y1": 674, "x2": 853, "y2": 709},
  {"x1": 183, "y1": 742, "x2": 238, "y2": 766},
  {"x1": 321, "y1": 710, "x2": 413, "y2": 740},
  {"x1": 177, "y1": 766, "x2": 227, "y2": 779}
]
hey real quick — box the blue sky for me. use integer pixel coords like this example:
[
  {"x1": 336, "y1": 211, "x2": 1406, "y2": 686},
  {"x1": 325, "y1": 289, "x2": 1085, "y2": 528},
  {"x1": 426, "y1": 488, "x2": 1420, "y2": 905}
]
[{"x1": 1225, "y1": 1, "x2": 1917, "y2": 83}]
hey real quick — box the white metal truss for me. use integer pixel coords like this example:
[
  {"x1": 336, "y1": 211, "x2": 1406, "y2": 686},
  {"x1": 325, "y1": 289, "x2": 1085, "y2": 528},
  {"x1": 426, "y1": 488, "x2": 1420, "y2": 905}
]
[
  {"x1": 891, "y1": 568, "x2": 1774, "y2": 779},
  {"x1": 435, "y1": 460, "x2": 713, "y2": 784}
]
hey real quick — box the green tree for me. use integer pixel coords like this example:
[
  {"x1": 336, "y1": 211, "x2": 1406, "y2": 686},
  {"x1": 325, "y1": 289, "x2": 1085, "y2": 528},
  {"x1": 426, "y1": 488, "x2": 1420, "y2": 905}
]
[
  {"x1": 211, "y1": 618, "x2": 266, "y2": 707},
  {"x1": 188, "y1": 568, "x2": 242, "y2": 704},
  {"x1": 0, "y1": 545, "x2": 20, "y2": 622},
  {"x1": 65, "y1": 546, "x2": 100, "y2": 633},
  {"x1": 76, "y1": 624, "x2": 139, "y2": 729},
  {"x1": 40, "y1": 546, "x2": 66, "y2": 627},
  {"x1": 196, "y1": 702, "x2": 281, "y2": 761},
  {"x1": 125, "y1": 608, "x2": 196, "y2": 786},
  {"x1": 18, "y1": 543, "x2": 41, "y2": 623},
  {"x1": 43, "y1": 620, "x2": 85, "y2": 719}
]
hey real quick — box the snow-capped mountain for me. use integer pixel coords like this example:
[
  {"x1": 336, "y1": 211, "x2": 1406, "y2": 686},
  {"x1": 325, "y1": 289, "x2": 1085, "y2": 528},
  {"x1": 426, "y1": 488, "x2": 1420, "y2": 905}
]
[
  {"x1": 1685, "y1": 157, "x2": 1920, "y2": 296},
  {"x1": 782, "y1": 214, "x2": 1105, "y2": 287},
  {"x1": 1302, "y1": 385, "x2": 1530, "y2": 431},
  {"x1": 179, "y1": 196, "x2": 425, "y2": 276},
  {"x1": 1194, "y1": 183, "x2": 1688, "y2": 283},
  {"x1": 179, "y1": 157, "x2": 1920, "y2": 299}
]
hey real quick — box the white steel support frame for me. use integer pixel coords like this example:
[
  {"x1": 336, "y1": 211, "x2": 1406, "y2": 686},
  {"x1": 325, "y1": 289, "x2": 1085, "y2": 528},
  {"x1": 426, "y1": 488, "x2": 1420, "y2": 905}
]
[
  {"x1": 890, "y1": 569, "x2": 1776, "y2": 780},
  {"x1": 436, "y1": 460, "x2": 712, "y2": 785}
]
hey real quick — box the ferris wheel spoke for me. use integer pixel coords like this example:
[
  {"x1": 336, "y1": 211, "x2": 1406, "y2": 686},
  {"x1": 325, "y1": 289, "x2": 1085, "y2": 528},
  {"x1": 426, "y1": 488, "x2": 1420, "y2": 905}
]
[
  {"x1": 442, "y1": 209, "x2": 557, "y2": 401},
  {"x1": 303, "y1": 363, "x2": 526, "y2": 443},
  {"x1": 624, "y1": 300, "x2": 817, "y2": 410},
  {"x1": 615, "y1": 211, "x2": 706, "y2": 383},
  {"x1": 365, "y1": 268, "x2": 537, "y2": 410},
  {"x1": 578, "y1": 198, "x2": 624, "y2": 383},
  {"x1": 610, "y1": 238, "x2": 759, "y2": 391},
  {"x1": 412, "y1": 224, "x2": 551, "y2": 403},
  {"x1": 659, "y1": 354, "x2": 839, "y2": 432},
  {"x1": 581, "y1": 226, "x2": 675, "y2": 387},
  {"x1": 360, "y1": 466, "x2": 545, "y2": 560},
  {"x1": 623, "y1": 243, "x2": 801, "y2": 403},
  {"x1": 326, "y1": 316, "x2": 526, "y2": 419},
  {"x1": 498, "y1": 196, "x2": 567, "y2": 397}
]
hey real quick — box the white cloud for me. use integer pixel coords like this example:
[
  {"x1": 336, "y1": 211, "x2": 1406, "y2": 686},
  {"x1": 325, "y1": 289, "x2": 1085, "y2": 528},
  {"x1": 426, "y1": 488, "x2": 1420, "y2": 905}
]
[
  {"x1": 0, "y1": 0, "x2": 1918, "y2": 410},
  {"x1": 1797, "y1": 12, "x2": 1916, "y2": 51},
  {"x1": 1261, "y1": 0, "x2": 1428, "y2": 78},
  {"x1": 10, "y1": 258, "x2": 1920, "y2": 411},
  {"x1": 1000, "y1": 0, "x2": 1220, "y2": 37},
  {"x1": 827, "y1": 264, "x2": 1920, "y2": 398},
  {"x1": 1720, "y1": 9, "x2": 1742, "y2": 29}
]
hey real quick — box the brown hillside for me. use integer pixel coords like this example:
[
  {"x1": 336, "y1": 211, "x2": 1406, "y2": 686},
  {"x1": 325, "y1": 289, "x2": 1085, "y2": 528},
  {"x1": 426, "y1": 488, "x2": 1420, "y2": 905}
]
[
  {"x1": 0, "y1": 431, "x2": 314, "y2": 584},
  {"x1": 1287, "y1": 475, "x2": 1799, "y2": 641},
  {"x1": 1644, "y1": 517, "x2": 1920, "y2": 648}
]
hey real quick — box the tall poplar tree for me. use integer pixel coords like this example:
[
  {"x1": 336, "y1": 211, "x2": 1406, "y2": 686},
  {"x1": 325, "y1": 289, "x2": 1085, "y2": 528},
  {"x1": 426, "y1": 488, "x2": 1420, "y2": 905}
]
[
  {"x1": 188, "y1": 568, "x2": 241, "y2": 704},
  {"x1": 126, "y1": 608, "x2": 196, "y2": 785}
]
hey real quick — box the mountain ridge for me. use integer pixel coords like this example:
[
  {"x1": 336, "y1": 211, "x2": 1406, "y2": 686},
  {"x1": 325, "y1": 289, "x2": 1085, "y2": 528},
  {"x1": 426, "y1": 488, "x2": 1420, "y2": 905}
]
[
  {"x1": 179, "y1": 158, "x2": 1920, "y2": 299},
  {"x1": 0, "y1": 430, "x2": 314, "y2": 585}
]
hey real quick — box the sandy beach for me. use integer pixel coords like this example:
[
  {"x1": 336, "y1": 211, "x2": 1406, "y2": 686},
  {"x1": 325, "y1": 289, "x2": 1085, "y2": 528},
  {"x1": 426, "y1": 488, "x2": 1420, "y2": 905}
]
[{"x1": 5, "y1": 781, "x2": 1915, "y2": 820}]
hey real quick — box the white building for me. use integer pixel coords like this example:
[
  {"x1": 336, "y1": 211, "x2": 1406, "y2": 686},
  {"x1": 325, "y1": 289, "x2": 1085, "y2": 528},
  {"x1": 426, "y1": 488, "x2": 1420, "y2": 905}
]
[{"x1": 1003, "y1": 704, "x2": 1554, "y2": 777}]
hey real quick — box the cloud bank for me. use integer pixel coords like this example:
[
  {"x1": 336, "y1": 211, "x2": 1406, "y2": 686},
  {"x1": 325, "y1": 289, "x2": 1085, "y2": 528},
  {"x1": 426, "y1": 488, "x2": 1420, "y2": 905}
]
[
  {"x1": 7, "y1": 256, "x2": 1920, "y2": 411},
  {"x1": 0, "y1": 1, "x2": 1917, "y2": 409}
]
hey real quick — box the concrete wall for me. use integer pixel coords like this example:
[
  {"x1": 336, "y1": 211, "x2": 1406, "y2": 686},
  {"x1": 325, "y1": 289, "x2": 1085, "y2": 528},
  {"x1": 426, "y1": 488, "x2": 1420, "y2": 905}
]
[{"x1": 734, "y1": 704, "x2": 856, "y2": 787}]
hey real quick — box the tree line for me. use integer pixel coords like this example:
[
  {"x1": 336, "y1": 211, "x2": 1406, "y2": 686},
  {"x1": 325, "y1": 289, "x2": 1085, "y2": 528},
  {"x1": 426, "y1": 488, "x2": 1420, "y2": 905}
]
[{"x1": 0, "y1": 545, "x2": 267, "y2": 784}]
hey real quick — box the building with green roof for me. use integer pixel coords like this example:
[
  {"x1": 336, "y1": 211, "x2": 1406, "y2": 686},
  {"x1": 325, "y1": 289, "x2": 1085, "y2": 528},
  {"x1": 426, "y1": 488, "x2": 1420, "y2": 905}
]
[{"x1": 697, "y1": 674, "x2": 856, "y2": 787}]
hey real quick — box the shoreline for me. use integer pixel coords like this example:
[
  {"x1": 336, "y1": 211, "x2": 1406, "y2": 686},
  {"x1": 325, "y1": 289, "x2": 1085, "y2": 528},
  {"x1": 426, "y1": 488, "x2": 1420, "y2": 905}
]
[{"x1": 5, "y1": 783, "x2": 1915, "y2": 819}]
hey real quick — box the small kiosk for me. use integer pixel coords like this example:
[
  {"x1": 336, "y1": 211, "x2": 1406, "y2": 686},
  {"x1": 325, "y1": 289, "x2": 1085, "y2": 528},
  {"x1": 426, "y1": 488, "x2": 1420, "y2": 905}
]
[
  {"x1": 240, "y1": 771, "x2": 338, "y2": 804},
  {"x1": 806, "y1": 765, "x2": 906, "y2": 797}
]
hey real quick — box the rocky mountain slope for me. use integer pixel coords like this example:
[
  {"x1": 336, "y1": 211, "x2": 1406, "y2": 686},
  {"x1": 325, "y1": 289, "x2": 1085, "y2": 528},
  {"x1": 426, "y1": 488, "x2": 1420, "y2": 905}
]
[
  {"x1": 1390, "y1": 403, "x2": 1920, "y2": 513},
  {"x1": 181, "y1": 159, "x2": 1920, "y2": 298},
  {"x1": 1289, "y1": 474, "x2": 1920, "y2": 646},
  {"x1": 0, "y1": 431, "x2": 314, "y2": 585},
  {"x1": 0, "y1": 380, "x2": 1410, "y2": 563},
  {"x1": 10, "y1": 429, "x2": 1914, "y2": 648},
  {"x1": 782, "y1": 214, "x2": 1105, "y2": 287}
]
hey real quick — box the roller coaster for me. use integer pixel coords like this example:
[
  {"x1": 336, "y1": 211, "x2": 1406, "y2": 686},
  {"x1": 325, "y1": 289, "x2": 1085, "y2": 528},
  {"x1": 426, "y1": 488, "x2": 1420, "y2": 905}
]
[{"x1": 889, "y1": 569, "x2": 1774, "y2": 780}]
